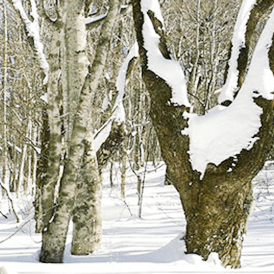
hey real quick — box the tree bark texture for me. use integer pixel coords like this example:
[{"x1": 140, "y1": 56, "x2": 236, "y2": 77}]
[
  {"x1": 40, "y1": 0, "x2": 121, "y2": 262},
  {"x1": 71, "y1": 130, "x2": 102, "y2": 254},
  {"x1": 132, "y1": 0, "x2": 274, "y2": 268}
]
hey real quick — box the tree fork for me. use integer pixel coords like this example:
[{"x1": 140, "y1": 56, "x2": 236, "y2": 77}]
[{"x1": 132, "y1": 0, "x2": 274, "y2": 268}]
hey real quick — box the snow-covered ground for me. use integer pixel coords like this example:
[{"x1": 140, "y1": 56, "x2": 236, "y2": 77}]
[{"x1": 1, "y1": 162, "x2": 274, "y2": 273}]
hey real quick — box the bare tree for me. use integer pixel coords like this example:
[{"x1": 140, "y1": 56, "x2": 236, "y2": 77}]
[{"x1": 132, "y1": 0, "x2": 274, "y2": 268}]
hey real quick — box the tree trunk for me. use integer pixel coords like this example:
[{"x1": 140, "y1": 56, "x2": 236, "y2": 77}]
[
  {"x1": 182, "y1": 175, "x2": 252, "y2": 268},
  {"x1": 2, "y1": 0, "x2": 9, "y2": 191},
  {"x1": 40, "y1": 0, "x2": 121, "y2": 262},
  {"x1": 132, "y1": 0, "x2": 274, "y2": 268},
  {"x1": 71, "y1": 131, "x2": 102, "y2": 254},
  {"x1": 120, "y1": 148, "x2": 127, "y2": 198},
  {"x1": 35, "y1": 107, "x2": 50, "y2": 233}
]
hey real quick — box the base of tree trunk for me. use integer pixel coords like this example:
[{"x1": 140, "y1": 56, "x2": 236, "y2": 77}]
[
  {"x1": 39, "y1": 250, "x2": 63, "y2": 263},
  {"x1": 183, "y1": 178, "x2": 253, "y2": 268}
]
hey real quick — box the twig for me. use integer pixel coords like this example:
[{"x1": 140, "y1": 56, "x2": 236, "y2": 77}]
[
  {"x1": 0, "y1": 218, "x2": 33, "y2": 244},
  {"x1": 0, "y1": 211, "x2": 8, "y2": 219}
]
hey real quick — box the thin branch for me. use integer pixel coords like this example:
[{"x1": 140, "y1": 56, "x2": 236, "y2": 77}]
[{"x1": 0, "y1": 218, "x2": 33, "y2": 244}]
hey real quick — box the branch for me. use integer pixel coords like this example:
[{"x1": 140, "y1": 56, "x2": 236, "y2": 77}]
[
  {"x1": 0, "y1": 218, "x2": 34, "y2": 244},
  {"x1": 0, "y1": 179, "x2": 20, "y2": 223},
  {"x1": 218, "y1": 0, "x2": 274, "y2": 105},
  {"x1": 218, "y1": 0, "x2": 257, "y2": 104},
  {"x1": 187, "y1": 6, "x2": 274, "y2": 178},
  {"x1": 94, "y1": 43, "x2": 138, "y2": 153},
  {"x1": 135, "y1": 0, "x2": 189, "y2": 107},
  {"x1": 132, "y1": 0, "x2": 193, "y2": 186}
]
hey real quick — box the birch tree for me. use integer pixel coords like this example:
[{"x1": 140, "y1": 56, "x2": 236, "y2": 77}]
[
  {"x1": 132, "y1": 0, "x2": 274, "y2": 268},
  {"x1": 39, "y1": 0, "x2": 122, "y2": 263}
]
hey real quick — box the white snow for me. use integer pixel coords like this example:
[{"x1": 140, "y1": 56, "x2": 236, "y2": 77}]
[
  {"x1": 218, "y1": 0, "x2": 257, "y2": 104},
  {"x1": 93, "y1": 120, "x2": 113, "y2": 153},
  {"x1": 141, "y1": 0, "x2": 190, "y2": 107},
  {"x1": 85, "y1": 12, "x2": 108, "y2": 25},
  {"x1": 94, "y1": 43, "x2": 138, "y2": 152},
  {"x1": 1, "y1": 162, "x2": 274, "y2": 273},
  {"x1": 187, "y1": 7, "x2": 274, "y2": 178},
  {"x1": 115, "y1": 42, "x2": 138, "y2": 108}
]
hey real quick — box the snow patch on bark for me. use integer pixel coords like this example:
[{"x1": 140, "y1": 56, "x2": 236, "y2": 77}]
[
  {"x1": 218, "y1": 0, "x2": 256, "y2": 104},
  {"x1": 94, "y1": 43, "x2": 138, "y2": 152},
  {"x1": 141, "y1": 0, "x2": 190, "y2": 107}
]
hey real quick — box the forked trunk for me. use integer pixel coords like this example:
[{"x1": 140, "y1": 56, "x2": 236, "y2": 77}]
[{"x1": 132, "y1": 0, "x2": 274, "y2": 268}]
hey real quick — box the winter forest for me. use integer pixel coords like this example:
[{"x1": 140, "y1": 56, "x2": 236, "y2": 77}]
[{"x1": 1, "y1": 0, "x2": 274, "y2": 273}]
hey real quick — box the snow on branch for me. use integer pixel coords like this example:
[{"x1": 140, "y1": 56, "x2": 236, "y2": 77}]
[
  {"x1": 11, "y1": 0, "x2": 49, "y2": 84},
  {"x1": 114, "y1": 42, "x2": 138, "y2": 123},
  {"x1": 93, "y1": 43, "x2": 138, "y2": 152},
  {"x1": 85, "y1": 11, "x2": 108, "y2": 25},
  {"x1": 218, "y1": 0, "x2": 257, "y2": 104},
  {"x1": 140, "y1": 0, "x2": 190, "y2": 107},
  {"x1": 187, "y1": 6, "x2": 274, "y2": 178}
]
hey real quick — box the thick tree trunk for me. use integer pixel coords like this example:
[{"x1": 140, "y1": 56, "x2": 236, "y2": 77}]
[
  {"x1": 132, "y1": 0, "x2": 274, "y2": 268},
  {"x1": 40, "y1": 25, "x2": 63, "y2": 231},
  {"x1": 182, "y1": 176, "x2": 252, "y2": 268},
  {"x1": 71, "y1": 0, "x2": 121, "y2": 255}
]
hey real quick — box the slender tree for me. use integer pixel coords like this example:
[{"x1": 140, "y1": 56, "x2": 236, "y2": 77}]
[{"x1": 39, "y1": 0, "x2": 122, "y2": 262}]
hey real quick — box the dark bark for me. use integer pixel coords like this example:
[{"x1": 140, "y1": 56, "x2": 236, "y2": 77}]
[
  {"x1": 34, "y1": 107, "x2": 50, "y2": 233},
  {"x1": 132, "y1": 0, "x2": 274, "y2": 268},
  {"x1": 97, "y1": 122, "x2": 125, "y2": 171}
]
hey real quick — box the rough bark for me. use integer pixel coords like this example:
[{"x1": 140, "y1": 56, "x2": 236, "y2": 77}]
[
  {"x1": 132, "y1": 0, "x2": 274, "y2": 268},
  {"x1": 39, "y1": 0, "x2": 121, "y2": 262},
  {"x1": 40, "y1": 13, "x2": 63, "y2": 231},
  {"x1": 71, "y1": 0, "x2": 122, "y2": 255},
  {"x1": 71, "y1": 130, "x2": 102, "y2": 254},
  {"x1": 34, "y1": 107, "x2": 50, "y2": 233},
  {"x1": 65, "y1": 0, "x2": 89, "y2": 142}
]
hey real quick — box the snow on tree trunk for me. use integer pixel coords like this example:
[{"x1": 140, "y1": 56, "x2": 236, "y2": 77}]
[{"x1": 132, "y1": 0, "x2": 274, "y2": 268}]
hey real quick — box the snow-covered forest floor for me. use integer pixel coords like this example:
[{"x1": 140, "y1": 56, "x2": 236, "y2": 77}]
[{"x1": 1, "y1": 162, "x2": 274, "y2": 273}]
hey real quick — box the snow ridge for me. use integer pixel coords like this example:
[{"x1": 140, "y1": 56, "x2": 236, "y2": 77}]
[
  {"x1": 141, "y1": 0, "x2": 190, "y2": 107},
  {"x1": 218, "y1": 0, "x2": 257, "y2": 104},
  {"x1": 187, "y1": 6, "x2": 274, "y2": 178}
]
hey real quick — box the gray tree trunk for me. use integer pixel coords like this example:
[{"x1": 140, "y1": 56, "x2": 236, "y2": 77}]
[{"x1": 39, "y1": 0, "x2": 121, "y2": 262}]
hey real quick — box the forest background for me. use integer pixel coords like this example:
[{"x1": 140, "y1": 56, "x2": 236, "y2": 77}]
[{"x1": 1, "y1": 0, "x2": 274, "y2": 271}]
